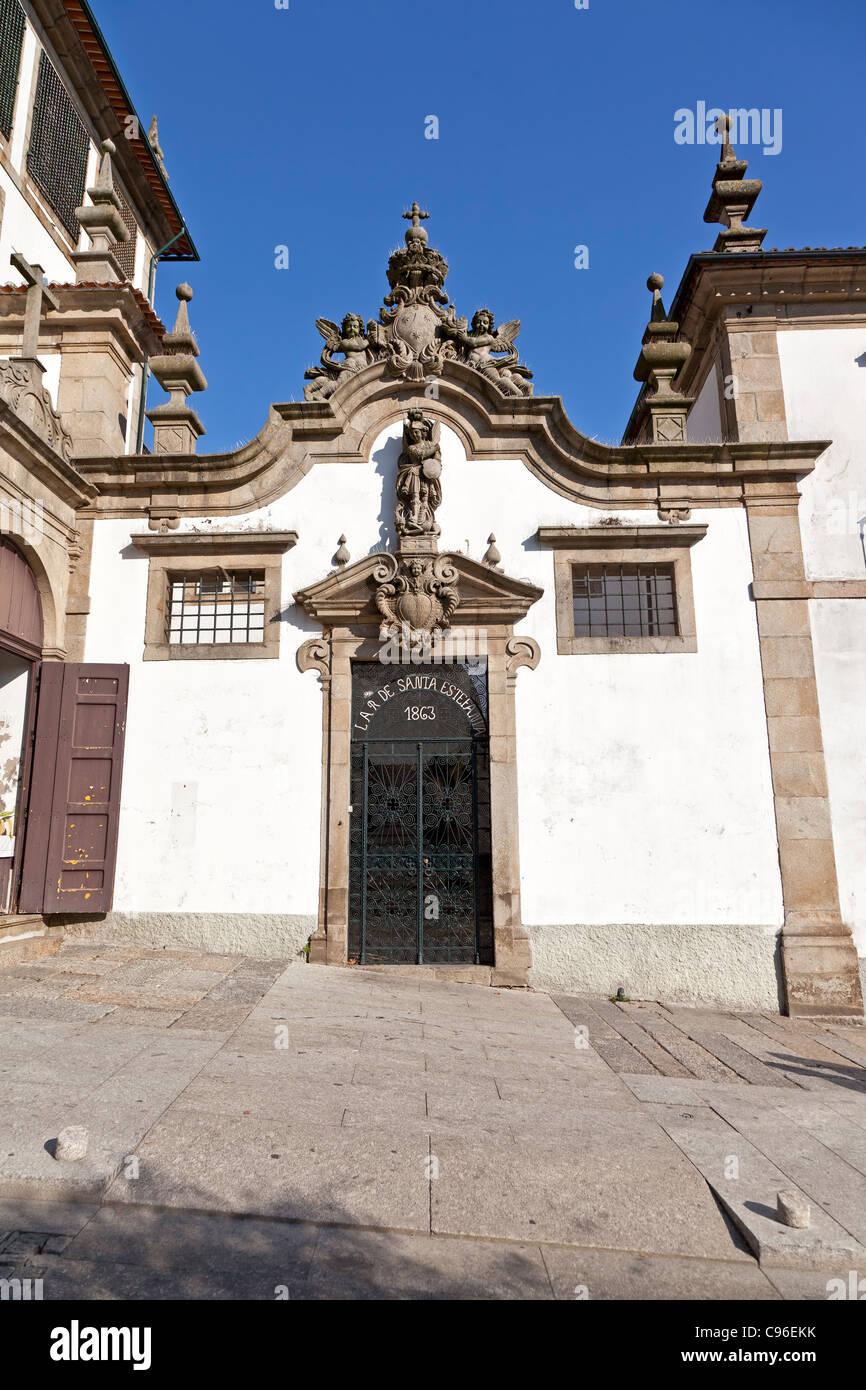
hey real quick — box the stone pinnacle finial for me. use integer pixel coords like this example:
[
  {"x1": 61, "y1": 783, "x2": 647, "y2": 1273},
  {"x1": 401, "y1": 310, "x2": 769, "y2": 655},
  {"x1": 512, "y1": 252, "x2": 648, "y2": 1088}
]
[
  {"x1": 632, "y1": 272, "x2": 693, "y2": 443},
  {"x1": 483, "y1": 533, "x2": 502, "y2": 569},
  {"x1": 73, "y1": 137, "x2": 129, "y2": 282},
  {"x1": 647, "y1": 272, "x2": 666, "y2": 321},
  {"x1": 146, "y1": 282, "x2": 206, "y2": 455},
  {"x1": 703, "y1": 110, "x2": 766, "y2": 253},
  {"x1": 172, "y1": 282, "x2": 194, "y2": 338},
  {"x1": 94, "y1": 138, "x2": 116, "y2": 193},
  {"x1": 334, "y1": 535, "x2": 350, "y2": 567}
]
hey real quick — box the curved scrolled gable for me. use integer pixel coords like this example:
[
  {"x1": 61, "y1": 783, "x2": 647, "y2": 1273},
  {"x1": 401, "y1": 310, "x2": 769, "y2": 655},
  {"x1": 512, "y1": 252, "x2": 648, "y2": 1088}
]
[{"x1": 75, "y1": 357, "x2": 829, "y2": 518}]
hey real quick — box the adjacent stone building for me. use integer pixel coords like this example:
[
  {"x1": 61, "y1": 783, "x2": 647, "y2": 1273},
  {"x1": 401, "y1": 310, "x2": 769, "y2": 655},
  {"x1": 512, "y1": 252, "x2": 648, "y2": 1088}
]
[
  {"x1": 0, "y1": 0, "x2": 194, "y2": 958},
  {"x1": 0, "y1": 7, "x2": 862, "y2": 1018}
]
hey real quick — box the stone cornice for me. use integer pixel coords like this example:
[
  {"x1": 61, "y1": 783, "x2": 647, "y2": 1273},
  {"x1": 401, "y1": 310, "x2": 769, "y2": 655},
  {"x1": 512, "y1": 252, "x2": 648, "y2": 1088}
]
[
  {"x1": 0, "y1": 403, "x2": 97, "y2": 507},
  {"x1": 536, "y1": 524, "x2": 708, "y2": 549},
  {"x1": 72, "y1": 360, "x2": 830, "y2": 519},
  {"x1": 295, "y1": 549, "x2": 543, "y2": 628},
  {"x1": 0, "y1": 283, "x2": 166, "y2": 362},
  {"x1": 129, "y1": 529, "x2": 297, "y2": 557},
  {"x1": 753, "y1": 579, "x2": 866, "y2": 600}
]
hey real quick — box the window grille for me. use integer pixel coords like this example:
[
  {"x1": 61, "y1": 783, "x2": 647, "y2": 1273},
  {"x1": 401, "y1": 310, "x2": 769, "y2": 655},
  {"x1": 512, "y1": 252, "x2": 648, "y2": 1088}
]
[
  {"x1": 572, "y1": 563, "x2": 678, "y2": 638},
  {"x1": 0, "y1": 0, "x2": 26, "y2": 140},
  {"x1": 27, "y1": 50, "x2": 89, "y2": 238},
  {"x1": 112, "y1": 181, "x2": 138, "y2": 283},
  {"x1": 166, "y1": 572, "x2": 266, "y2": 645}
]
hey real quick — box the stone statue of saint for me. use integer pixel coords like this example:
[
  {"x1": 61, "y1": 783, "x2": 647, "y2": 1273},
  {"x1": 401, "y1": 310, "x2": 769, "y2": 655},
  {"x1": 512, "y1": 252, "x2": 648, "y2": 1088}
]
[{"x1": 395, "y1": 408, "x2": 442, "y2": 536}]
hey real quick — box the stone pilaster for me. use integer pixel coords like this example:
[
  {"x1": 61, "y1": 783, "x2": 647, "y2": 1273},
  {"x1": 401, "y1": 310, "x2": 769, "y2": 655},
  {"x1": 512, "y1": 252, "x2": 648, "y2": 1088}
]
[
  {"x1": 726, "y1": 320, "x2": 789, "y2": 443},
  {"x1": 746, "y1": 484, "x2": 863, "y2": 1018},
  {"x1": 64, "y1": 516, "x2": 94, "y2": 661},
  {"x1": 50, "y1": 285, "x2": 164, "y2": 458}
]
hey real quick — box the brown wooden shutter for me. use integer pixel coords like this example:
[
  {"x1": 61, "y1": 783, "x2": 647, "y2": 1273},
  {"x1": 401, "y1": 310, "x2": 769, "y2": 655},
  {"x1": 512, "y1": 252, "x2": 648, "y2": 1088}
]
[
  {"x1": 19, "y1": 664, "x2": 128, "y2": 914},
  {"x1": 0, "y1": 537, "x2": 43, "y2": 655}
]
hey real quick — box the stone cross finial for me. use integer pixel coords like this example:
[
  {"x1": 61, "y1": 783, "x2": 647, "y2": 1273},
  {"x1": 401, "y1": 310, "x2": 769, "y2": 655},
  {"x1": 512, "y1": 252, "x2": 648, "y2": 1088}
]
[
  {"x1": 715, "y1": 112, "x2": 735, "y2": 161},
  {"x1": 10, "y1": 252, "x2": 59, "y2": 359},
  {"x1": 403, "y1": 202, "x2": 429, "y2": 229},
  {"x1": 703, "y1": 111, "x2": 766, "y2": 252}
]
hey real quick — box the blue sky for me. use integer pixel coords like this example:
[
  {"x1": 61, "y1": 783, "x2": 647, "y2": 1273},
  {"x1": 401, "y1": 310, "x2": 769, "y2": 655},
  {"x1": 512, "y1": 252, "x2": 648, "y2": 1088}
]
[{"x1": 95, "y1": 0, "x2": 866, "y2": 453}]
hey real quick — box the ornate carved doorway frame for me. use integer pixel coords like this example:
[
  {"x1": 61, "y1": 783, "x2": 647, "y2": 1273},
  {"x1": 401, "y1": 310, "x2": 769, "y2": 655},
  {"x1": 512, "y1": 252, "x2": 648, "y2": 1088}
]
[{"x1": 297, "y1": 619, "x2": 541, "y2": 985}]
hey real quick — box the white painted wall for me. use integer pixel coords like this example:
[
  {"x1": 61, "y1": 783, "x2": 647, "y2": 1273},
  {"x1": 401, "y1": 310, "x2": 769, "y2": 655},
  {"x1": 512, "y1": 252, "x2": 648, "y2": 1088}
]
[
  {"x1": 0, "y1": 650, "x2": 29, "y2": 829},
  {"x1": 778, "y1": 327, "x2": 866, "y2": 956},
  {"x1": 85, "y1": 521, "x2": 323, "y2": 916},
  {"x1": 86, "y1": 424, "x2": 784, "y2": 987},
  {"x1": 687, "y1": 359, "x2": 723, "y2": 442},
  {"x1": 778, "y1": 328, "x2": 866, "y2": 582},
  {"x1": 0, "y1": 166, "x2": 77, "y2": 287}
]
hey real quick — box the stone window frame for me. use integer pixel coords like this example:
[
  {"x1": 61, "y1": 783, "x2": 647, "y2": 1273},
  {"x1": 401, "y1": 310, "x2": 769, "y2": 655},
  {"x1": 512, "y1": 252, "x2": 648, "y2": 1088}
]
[
  {"x1": 536, "y1": 525, "x2": 707, "y2": 655},
  {"x1": 130, "y1": 530, "x2": 297, "y2": 662}
]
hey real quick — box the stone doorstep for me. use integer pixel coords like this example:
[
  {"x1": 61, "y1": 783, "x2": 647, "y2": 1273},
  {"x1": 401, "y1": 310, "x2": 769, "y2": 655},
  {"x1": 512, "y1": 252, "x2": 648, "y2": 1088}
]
[
  {"x1": 0, "y1": 917, "x2": 63, "y2": 966},
  {"x1": 347, "y1": 963, "x2": 528, "y2": 988}
]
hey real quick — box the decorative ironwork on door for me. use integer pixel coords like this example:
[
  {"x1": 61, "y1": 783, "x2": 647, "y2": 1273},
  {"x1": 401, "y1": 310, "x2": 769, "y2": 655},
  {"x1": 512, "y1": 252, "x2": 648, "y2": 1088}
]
[{"x1": 348, "y1": 737, "x2": 493, "y2": 965}]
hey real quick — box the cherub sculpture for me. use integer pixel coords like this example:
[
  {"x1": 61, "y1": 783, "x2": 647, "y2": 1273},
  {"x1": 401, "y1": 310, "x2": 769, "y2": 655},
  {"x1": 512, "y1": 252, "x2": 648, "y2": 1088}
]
[
  {"x1": 442, "y1": 307, "x2": 533, "y2": 397},
  {"x1": 395, "y1": 408, "x2": 442, "y2": 537},
  {"x1": 303, "y1": 313, "x2": 372, "y2": 399}
]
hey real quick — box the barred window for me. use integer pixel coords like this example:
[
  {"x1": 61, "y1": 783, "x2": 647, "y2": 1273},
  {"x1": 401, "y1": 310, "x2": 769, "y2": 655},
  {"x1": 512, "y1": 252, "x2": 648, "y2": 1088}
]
[
  {"x1": 167, "y1": 572, "x2": 266, "y2": 646},
  {"x1": 0, "y1": 0, "x2": 26, "y2": 139},
  {"x1": 112, "y1": 181, "x2": 138, "y2": 283},
  {"x1": 27, "y1": 51, "x2": 89, "y2": 238},
  {"x1": 572, "y1": 564, "x2": 678, "y2": 638}
]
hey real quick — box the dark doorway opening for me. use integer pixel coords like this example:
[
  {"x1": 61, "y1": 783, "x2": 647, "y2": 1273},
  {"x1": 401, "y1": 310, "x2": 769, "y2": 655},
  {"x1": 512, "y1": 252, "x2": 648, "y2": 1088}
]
[{"x1": 348, "y1": 661, "x2": 492, "y2": 965}]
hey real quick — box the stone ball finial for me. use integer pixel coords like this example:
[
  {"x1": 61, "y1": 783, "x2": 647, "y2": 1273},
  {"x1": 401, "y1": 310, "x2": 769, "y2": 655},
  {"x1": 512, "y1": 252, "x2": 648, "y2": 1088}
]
[
  {"x1": 647, "y1": 272, "x2": 664, "y2": 293},
  {"x1": 176, "y1": 282, "x2": 193, "y2": 301},
  {"x1": 100, "y1": 138, "x2": 116, "y2": 157}
]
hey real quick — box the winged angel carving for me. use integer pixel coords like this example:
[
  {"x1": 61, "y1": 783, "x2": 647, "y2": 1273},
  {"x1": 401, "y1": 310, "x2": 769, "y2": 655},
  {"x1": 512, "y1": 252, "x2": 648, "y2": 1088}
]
[
  {"x1": 302, "y1": 207, "x2": 533, "y2": 399},
  {"x1": 440, "y1": 308, "x2": 533, "y2": 397},
  {"x1": 303, "y1": 313, "x2": 374, "y2": 398}
]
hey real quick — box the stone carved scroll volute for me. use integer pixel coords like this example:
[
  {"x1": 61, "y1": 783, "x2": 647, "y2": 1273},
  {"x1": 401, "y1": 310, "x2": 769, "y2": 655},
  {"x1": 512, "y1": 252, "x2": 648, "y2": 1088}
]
[
  {"x1": 505, "y1": 635, "x2": 541, "y2": 688},
  {"x1": 297, "y1": 636, "x2": 331, "y2": 686}
]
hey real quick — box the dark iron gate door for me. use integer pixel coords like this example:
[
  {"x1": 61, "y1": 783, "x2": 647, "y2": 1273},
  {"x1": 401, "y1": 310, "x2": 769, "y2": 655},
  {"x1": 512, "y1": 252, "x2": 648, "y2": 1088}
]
[{"x1": 348, "y1": 737, "x2": 493, "y2": 965}]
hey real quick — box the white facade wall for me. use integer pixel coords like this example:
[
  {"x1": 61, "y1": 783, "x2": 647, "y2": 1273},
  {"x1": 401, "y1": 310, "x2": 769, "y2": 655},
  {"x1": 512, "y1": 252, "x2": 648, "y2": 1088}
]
[
  {"x1": 86, "y1": 423, "x2": 785, "y2": 1001},
  {"x1": 687, "y1": 360, "x2": 723, "y2": 442},
  {"x1": 779, "y1": 328, "x2": 866, "y2": 582},
  {"x1": 778, "y1": 327, "x2": 866, "y2": 957}
]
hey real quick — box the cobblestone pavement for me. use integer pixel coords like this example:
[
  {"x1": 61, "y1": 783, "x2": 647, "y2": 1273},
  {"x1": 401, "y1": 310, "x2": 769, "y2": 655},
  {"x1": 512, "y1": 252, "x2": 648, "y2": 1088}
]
[{"x1": 1, "y1": 940, "x2": 865, "y2": 1300}]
